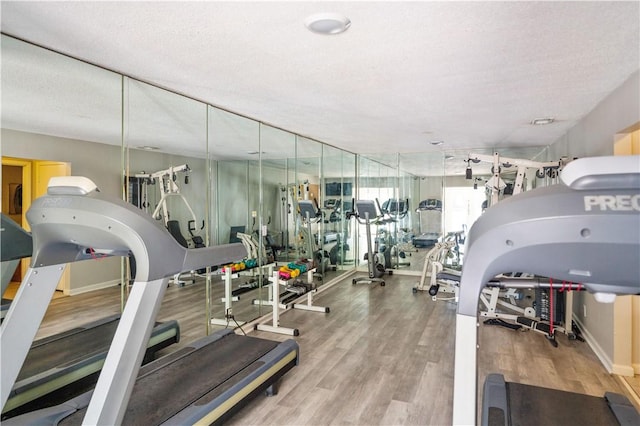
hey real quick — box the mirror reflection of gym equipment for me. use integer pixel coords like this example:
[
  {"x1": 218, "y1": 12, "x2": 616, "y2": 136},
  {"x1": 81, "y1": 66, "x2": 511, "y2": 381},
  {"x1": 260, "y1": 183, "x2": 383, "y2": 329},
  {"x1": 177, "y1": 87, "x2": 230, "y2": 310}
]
[
  {"x1": 413, "y1": 198, "x2": 442, "y2": 248},
  {"x1": 298, "y1": 199, "x2": 335, "y2": 280},
  {"x1": 127, "y1": 164, "x2": 207, "y2": 286},
  {"x1": 464, "y1": 152, "x2": 568, "y2": 208},
  {"x1": 376, "y1": 198, "x2": 412, "y2": 270},
  {"x1": 350, "y1": 200, "x2": 390, "y2": 286}
]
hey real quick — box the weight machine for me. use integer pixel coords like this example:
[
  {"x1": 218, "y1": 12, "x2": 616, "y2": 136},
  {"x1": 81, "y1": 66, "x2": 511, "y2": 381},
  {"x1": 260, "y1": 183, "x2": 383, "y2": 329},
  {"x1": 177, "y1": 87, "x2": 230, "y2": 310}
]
[
  {"x1": 133, "y1": 164, "x2": 199, "y2": 228},
  {"x1": 412, "y1": 239, "x2": 456, "y2": 296},
  {"x1": 433, "y1": 269, "x2": 581, "y2": 345},
  {"x1": 131, "y1": 164, "x2": 205, "y2": 285},
  {"x1": 466, "y1": 152, "x2": 569, "y2": 207},
  {"x1": 462, "y1": 152, "x2": 577, "y2": 340}
]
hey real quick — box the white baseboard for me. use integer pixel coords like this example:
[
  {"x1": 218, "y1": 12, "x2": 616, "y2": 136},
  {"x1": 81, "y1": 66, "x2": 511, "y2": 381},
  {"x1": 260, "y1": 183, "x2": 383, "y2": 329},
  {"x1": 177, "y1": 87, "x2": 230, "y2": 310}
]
[
  {"x1": 633, "y1": 363, "x2": 640, "y2": 375},
  {"x1": 573, "y1": 316, "x2": 614, "y2": 373},
  {"x1": 613, "y1": 363, "x2": 636, "y2": 377},
  {"x1": 68, "y1": 279, "x2": 120, "y2": 296}
]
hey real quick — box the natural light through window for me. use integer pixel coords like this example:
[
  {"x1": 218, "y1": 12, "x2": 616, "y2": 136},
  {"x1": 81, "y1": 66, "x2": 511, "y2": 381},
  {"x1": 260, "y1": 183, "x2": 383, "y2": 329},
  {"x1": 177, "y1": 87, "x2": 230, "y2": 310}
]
[{"x1": 444, "y1": 186, "x2": 486, "y2": 235}]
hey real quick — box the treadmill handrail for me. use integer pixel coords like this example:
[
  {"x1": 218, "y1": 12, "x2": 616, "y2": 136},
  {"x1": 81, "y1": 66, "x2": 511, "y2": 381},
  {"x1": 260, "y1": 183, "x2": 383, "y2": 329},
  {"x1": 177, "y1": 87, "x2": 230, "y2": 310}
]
[
  {"x1": 1, "y1": 213, "x2": 33, "y2": 262},
  {"x1": 26, "y1": 177, "x2": 246, "y2": 281}
]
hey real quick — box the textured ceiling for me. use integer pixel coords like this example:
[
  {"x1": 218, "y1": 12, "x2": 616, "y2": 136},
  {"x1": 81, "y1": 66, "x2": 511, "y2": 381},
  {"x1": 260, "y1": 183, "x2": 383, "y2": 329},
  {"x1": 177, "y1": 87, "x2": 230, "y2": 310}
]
[{"x1": 1, "y1": 1, "x2": 639, "y2": 176}]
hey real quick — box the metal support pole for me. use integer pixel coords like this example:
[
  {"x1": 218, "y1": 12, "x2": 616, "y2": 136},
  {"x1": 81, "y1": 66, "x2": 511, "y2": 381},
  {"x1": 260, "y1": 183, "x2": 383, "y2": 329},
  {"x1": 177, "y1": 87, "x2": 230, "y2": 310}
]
[{"x1": 83, "y1": 277, "x2": 169, "y2": 425}]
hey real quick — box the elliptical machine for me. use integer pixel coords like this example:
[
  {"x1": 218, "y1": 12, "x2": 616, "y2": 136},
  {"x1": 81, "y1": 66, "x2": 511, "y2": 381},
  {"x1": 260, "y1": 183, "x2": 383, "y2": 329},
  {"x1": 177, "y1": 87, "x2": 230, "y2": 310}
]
[{"x1": 349, "y1": 200, "x2": 388, "y2": 286}]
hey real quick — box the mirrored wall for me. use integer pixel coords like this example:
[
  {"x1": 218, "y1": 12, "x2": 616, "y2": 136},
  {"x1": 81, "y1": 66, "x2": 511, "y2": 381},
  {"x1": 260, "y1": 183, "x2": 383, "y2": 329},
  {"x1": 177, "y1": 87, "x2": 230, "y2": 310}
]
[
  {"x1": 1, "y1": 33, "x2": 553, "y2": 335},
  {"x1": 123, "y1": 78, "x2": 209, "y2": 302},
  {"x1": 1, "y1": 34, "x2": 364, "y2": 333},
  {"x1": 1, "y1": 34, "x2": 122, "y2": 310},
  {"x1": 321, "y1": 145, "x2": 357, "y2": 273}
]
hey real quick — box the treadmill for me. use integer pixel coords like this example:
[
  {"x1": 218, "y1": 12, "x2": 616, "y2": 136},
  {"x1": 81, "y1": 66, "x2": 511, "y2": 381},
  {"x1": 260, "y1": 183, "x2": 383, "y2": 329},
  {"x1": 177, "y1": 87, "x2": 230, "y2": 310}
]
[
  {"x1": 451, "y1": 156, "x2": 640, "y2": 425},
  {"x1": 1, "y1": 176, "x2": 299, "y2": 425},
  {"x1": 1, "y1": 214, "x2": 180, "y2": 419},
  {"x1": 1, "y1": 212, "x2": 33, "y2": 319},
  {"x1": 3, "y1": 314, "x2": 179, "y2": 419}
]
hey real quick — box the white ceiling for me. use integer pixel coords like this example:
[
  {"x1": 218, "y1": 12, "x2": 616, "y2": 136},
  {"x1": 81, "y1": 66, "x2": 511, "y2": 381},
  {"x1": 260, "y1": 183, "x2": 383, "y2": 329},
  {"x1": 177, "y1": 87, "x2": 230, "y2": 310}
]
[{"x1": 1, "y1": 1, "x2": 639, "y2": 176}]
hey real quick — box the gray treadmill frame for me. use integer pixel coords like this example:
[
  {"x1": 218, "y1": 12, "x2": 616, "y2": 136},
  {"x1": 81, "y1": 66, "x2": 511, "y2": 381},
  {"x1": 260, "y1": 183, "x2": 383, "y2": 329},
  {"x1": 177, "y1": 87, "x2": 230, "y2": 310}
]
[
  {"x1": 2, "y1": 314, "x2": 179, "y2": 415},
  {"x1": 0, "y1": 177, "x2": 247, "y2": 425},
  {"x1": 3, "y1": 329, "x2": 299, "y2": 426},
  {"x1": 451, "y1": 156, "x2": 640, "y2": 425},
  {"x1": 1, "y1": 212, "x2": 34, "y2": 305}
]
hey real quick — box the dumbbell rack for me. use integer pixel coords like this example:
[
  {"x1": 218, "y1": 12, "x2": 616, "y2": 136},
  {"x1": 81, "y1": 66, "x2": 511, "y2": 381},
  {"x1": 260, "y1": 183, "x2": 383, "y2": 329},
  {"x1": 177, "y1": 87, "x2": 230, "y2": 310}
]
[
  {"x1": 254, "y1": 270, "x2": 330, "y2": 336},
  {"x1": 210, "y1": 262, "x2": 275, "y2": 327}
]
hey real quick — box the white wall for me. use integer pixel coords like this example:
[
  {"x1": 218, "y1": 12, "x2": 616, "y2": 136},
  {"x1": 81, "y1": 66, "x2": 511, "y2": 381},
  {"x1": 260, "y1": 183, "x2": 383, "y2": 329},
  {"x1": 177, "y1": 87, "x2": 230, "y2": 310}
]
[
  {"x1": 547, "y1": 70, "x2": 640, "y2": 372},
  {"x1": 548, "y1": 70, "x2": 640, "y2": 159}
]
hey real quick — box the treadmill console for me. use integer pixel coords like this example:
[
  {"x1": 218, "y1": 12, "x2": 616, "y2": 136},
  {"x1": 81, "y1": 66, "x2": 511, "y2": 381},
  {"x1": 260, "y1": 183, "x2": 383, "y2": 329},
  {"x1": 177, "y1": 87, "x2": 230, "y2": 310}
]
[{"x1": 47, "y1": 176, "x2": 98, "y2": 196}]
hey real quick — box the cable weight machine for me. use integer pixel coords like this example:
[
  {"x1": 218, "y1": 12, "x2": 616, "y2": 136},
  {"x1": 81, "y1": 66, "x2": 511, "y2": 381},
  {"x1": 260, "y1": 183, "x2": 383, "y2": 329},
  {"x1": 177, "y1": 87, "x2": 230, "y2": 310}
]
[
  {"x1": 129, "y1": 164, "x2": 206, "y2": 285},
  {"x1": 462, "y1": 152, "x2": 576, "y2": 342},
  {"x1": 465, "y1": 152, "x2": 570, "y2": 207}
]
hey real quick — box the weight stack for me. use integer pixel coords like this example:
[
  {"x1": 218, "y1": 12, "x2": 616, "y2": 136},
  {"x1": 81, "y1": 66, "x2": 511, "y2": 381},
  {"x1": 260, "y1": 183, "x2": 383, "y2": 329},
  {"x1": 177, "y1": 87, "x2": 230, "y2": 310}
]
[{"x1": 534, "y1": 289, "x2": 565, "y2": 324}]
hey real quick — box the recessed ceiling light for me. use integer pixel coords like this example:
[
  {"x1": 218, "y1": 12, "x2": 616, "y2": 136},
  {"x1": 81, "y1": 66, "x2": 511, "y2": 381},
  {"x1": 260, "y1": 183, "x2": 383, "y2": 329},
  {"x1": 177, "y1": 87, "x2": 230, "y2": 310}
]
[
  {"x1": 137, "y1": 146, "x2": 159, "y2": 151},
  {"x1": 430, "y1": 140, "x2": 444, "y2": 146},
  {"x1": 247, "y1": 151, "x2": 266, "y2": 155},
  {"x1": 304, "y1": 13, "x2": 351, "y2": 35},
  {"x1": 531, "y1": 118, "x2": 555, "y2": 125},
  {"x1": 444, "y1": 155, "x2": 455, "y2": 160}
]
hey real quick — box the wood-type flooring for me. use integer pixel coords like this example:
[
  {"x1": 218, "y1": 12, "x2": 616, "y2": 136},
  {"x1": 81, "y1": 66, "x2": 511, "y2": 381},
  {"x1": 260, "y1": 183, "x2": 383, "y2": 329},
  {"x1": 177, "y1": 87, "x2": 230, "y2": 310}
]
[{"x1": 13, "y1": 271, "x2": 640, "y2": 425}]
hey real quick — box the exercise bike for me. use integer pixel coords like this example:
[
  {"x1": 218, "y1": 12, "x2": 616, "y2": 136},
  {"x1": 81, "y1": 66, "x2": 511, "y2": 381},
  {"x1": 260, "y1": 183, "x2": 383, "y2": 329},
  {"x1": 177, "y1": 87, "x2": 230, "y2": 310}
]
[
  {"x1": 349, "y1": 200, "x2": 389, "y2": 286},
  {"x1": 377, "y1": 198, "x2": 411, "y2": 269},
  {"x1": 298, "y1": 200, "x2": 334, "y2": 280}
]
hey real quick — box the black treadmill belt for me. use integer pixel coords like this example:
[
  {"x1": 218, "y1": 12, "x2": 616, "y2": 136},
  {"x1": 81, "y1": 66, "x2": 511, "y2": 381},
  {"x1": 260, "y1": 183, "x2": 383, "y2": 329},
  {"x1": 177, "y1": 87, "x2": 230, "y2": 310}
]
[
  {"x1": 507, "y1": 382, "x2": 619, "y2": 426},
  {"x1": 16, "y1": 317, "x2": 120, "y2": 380},
  {"x1": 61, "y1": 334, "x2": 279, "y2": 425}
]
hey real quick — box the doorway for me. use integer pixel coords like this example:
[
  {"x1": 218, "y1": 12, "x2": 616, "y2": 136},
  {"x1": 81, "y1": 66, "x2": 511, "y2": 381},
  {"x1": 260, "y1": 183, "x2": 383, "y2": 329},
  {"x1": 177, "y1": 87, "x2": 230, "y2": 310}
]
[
  {"x1": 2, "y1": 165, "x2": 23, "y2": 284},
  {"x1": 1, "y1": 157, "x2": 71, "y2": 296}
]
